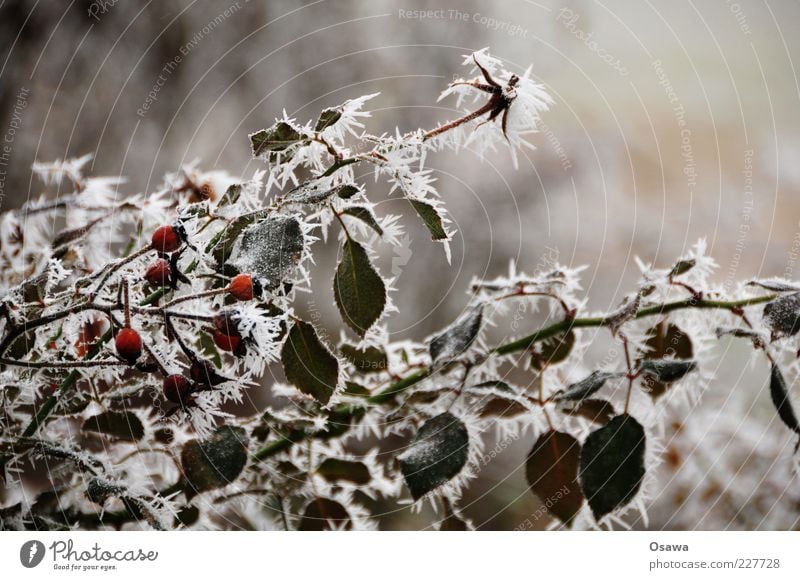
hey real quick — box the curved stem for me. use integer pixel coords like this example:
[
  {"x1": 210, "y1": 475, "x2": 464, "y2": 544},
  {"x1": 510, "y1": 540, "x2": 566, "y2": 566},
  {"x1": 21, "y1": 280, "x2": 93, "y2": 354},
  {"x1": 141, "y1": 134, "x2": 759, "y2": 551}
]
[{"x1": 251, "y1": 292, "x2": 776, "y2": 461}]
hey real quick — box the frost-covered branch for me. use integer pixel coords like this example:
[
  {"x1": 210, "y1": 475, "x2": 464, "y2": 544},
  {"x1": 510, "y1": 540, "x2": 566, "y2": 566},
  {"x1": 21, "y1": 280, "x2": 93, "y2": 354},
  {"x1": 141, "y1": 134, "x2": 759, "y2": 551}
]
[{"x1": 2, "y1": 49, "x2": 799, "y2": 532}]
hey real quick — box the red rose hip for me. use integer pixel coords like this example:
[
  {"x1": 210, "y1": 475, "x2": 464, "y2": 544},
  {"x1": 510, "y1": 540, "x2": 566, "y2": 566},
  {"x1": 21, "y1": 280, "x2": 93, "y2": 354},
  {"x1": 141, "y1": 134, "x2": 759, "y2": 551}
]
[
  {"x1": 213, "y1": 311, "x2": 240, "y2": 337},
  {"x1": 163, "y1": 374, "x2": 192, "y2": 404},
  {"x1": 144, "y1": 258, "x2": 172, "y2": 287},
  {"x1": 115, "y1": 328, "x2": 142, "y2": 363},
  {"x1": 213, "y1": 330, "x2": 242, "y2": 353},
  {"x1": 189, "y1": 358, "x2": 223, "y2": 386},
  {"x1": 150, "y1": 225, "x2": 182, "y2": 253},
  {"x1": 229, "y1": 274, "x2": 256, "y2": 301}
]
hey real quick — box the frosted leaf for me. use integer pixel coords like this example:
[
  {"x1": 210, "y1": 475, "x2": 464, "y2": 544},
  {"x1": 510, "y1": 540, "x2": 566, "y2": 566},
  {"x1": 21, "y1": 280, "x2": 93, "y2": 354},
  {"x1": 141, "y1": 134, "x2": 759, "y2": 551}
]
[
  {"x1": 763, "y1": 293, "x2": 800, "y2": 337},
  {"x1": 250, "y1": 121, "x2": 307, "y2": 163},
  {"x1": 747, "y1": 278, "x2": 800, "y2": 293},
  {"x1": 769, "y1": 365, "x2": 800, "y2": 439},
  {"x1": 429, "y1": 306, "x2": 484, "y2": 365},
  {"x1": 281, "y1": 320, "x2": 340, "y2": 405},
  {"x1": 32, "y1": 154, "x2": 92, "y2": 186},
  {"x1": 181, "y1": 425, "x2": 249, "y2": 495},
  {"x1": 398, "y1": 412, "x2": 470, "y2": 500},
  {"x1": 339, "y1": 205, "x2": 383, "y2": 237},
  {"x1": 579, "y1": 413, "x2": 646, "y2": 521},
  {"x1": 553, "y1": 371, "x2": 623, "y2": 403},
  {"x1": 82, "y1": 411, "x2": 145, "y2": 442},
  {"x1": 230, "y1": 214, "x2": 305, "y2": 291},
  {"x1": 333, "y1": 238, "x2": 387, "y2": 337},
  {"x1": 639, "y1": 360, "x2": 697, "y2": 383}
]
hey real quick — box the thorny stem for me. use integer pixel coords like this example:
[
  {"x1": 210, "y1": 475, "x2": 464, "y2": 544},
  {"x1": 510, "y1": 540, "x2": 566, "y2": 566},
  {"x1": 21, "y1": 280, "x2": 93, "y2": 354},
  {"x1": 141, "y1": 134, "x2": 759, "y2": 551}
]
[
  {"x1": 251, "y1": 293, "x2": 778, "y2": 461},
  {"x1": 122, "y1": 278, "x2": 131, "y2": 327},
  {"x1": 422, "y1": 100, "x2": 496, "y2": 141},
  {"x1": 0, "y1": 289, "x2": 186, "y2": 473},
  {"x1": 298, "y1": 93, "x2": 501, "y2": 189},
  {"x1": 88, "y1": 245, "x2": 151, "y2": 299},
  {"x1": 621, "y1": 334, "x2": 634, "y2": 414},
  {"x1": 332, "y1": 210, "x2": 352, "y2": 240}
]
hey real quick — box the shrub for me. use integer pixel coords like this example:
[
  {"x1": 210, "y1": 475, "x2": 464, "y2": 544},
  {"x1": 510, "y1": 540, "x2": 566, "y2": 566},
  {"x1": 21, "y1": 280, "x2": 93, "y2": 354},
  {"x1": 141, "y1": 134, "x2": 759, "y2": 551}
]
[{"x1": 0, "y1": 49, "x2": 797, "y2": 531}]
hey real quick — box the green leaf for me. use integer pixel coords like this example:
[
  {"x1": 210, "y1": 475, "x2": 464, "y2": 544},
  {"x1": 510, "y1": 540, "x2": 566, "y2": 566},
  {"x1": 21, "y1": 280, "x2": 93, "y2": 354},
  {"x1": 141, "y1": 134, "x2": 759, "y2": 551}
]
[
  {"x1": 216, "y1": 183, "x2": 242, "y2": 209},
  {"x1": 336, "y1": 184, "x2": 360, "y2": 199},
  {"x1": 340, "y1": 343, "x2": 388, "y2": 374},
  {"x1": 82, "y1": 411, "x2": 144, "y2": 442},
  {"x1": 211, "y1": 209, "x2": 270, "y2": 269},
  {"x1": 526, "y1": 430, "x2": 585, "y2": 526},
  {"x1": 315, "y1": 107, "x2": 342, "y2": 132},
  {"x1": 429, "y1": 306, "x2": 483, "y2": 364},
  {"x1": 639, "y1": 360, "x2": 696, "y2": 383},
  {"x1": 181, "y1": 426, "x2": 249, "y2": 494},
  {"x1": 198, "y1": 331, "x2": 222, "y2": 368},
  {"x1": 763, "y1": 292, "x2": 800, "y2": 337},
  {"x1": 281, "y1": 320, "x2": 339, "y2": 405},
  {"x1": 769, "y1": 364, "x2": 800, "y2": 436},
  {"x1": 56, "y1": 392, "x2": 92, "y2": 415},
  {"x1": 231, "y1": 214, "x2": 305, "y2": 291},
  {"x1": 531, "y1": 330, "x2": 575, "y2": 370},
  {"x1": 554, "y1": 371, "x2": 622, "y2": 402},
  {"x1": 399, "y1": 412, "x2": 469, "y2": 500},
  {"x1": 410, "y1": 199, "x2": 448, "y2": 240},
  {"x1": 468, "y1": 380, "x2": 515, "y2": 394},
  {"x1": 340, "y1": 205, "x2": 383, "y2": 236},
  {"x1": 298, "y1": 498, "x2": 352, "y2": 530},
  {"x1": 86, "y1": 477, "x2": 125, "y2": 505},
  {"x1": 282, "y1": 183, "x2": 350, "y2": 205},
  {"x1": 559, "y1": 398, "x2": 617, "y2": 426},
  {"x1": 249, "y1": 122, "x2": 305, "y2": 162},
  {"x1": 334, "y1": 239, "x2": 386, "y2": 336},
  {"x1": 641, "y1": 322, "x2": 694, "y2": 399},
  {"x1": 439, "y1": 497, "x2": 470, "y2": 531},
  {"x1": 479, "y1": 398, "x2": 528, "y2": 418},
  {"x1": 19, "y1": 270, "x2": 50, "y2": 303},
  {"x1": 669, "y1": 259, "x2": 695, "y2": 278},
  {"x1": 174, "y1": 505, "x2": 200, "y2": 528},
  {"x1": 579, "y1": 414, "x2": 646, "y2": 521},
  {"x1": 343, "y1": 380, "x2": 370, "y2": 397},
  {"x1": 316, "y1": 458, "x2": 371, "y2": 484},
  {"x1": 747, "y1": 279, "x2": 800, "y2": 293},
  {"x1": 5, "y1": 331, "x2": 36, "y2": 364}
]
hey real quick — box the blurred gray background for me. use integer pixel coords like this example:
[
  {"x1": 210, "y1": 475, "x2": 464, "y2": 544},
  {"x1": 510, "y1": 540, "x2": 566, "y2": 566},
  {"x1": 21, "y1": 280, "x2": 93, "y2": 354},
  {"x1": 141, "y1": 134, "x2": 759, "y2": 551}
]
[{"x1": 2, "y1": 0, "x2": 799, "y2": 529}]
